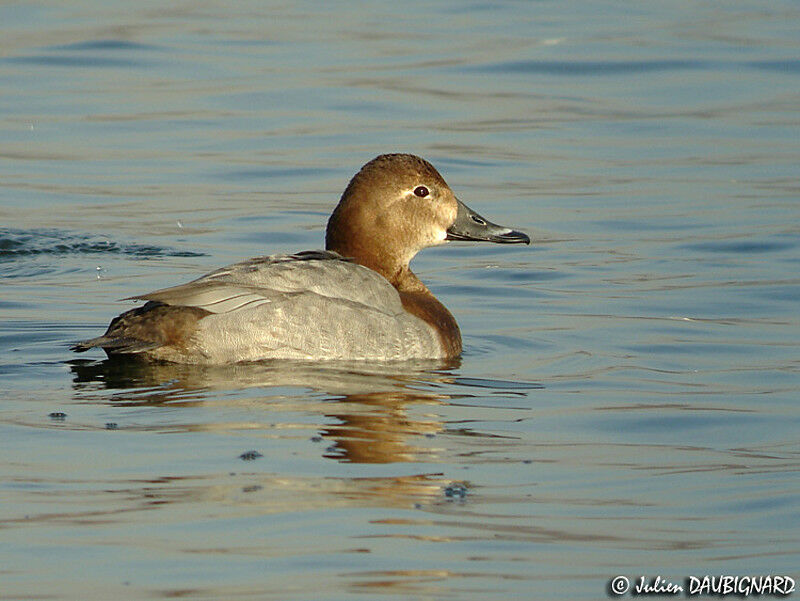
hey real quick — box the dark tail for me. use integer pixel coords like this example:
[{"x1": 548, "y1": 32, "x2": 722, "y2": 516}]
[{"x1": 70, "y1": 301, "x2": 208, "y2": 356}]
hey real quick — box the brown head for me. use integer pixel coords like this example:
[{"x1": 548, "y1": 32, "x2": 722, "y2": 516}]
[{"x1": 325, "y1": 154, "x2": 530, "y2": 285}]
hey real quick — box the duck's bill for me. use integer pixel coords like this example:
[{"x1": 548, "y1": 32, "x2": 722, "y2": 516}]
[{"x1": 446, "y1": 199, "x2": 530, "y2": 245}]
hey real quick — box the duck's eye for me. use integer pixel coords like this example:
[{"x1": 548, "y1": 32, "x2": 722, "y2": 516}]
[{"x1": 413, "y1": 186, "x2": 429, "y2": 198}]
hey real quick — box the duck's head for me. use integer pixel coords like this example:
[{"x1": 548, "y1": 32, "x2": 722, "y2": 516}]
[{"x1": 325, "y1": 154, "x2": 530, "y2": 279}]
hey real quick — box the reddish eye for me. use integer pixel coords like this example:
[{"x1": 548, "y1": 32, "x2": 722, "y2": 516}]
[{"x1": 413, "y1": 186, "x2": 429, "y2": 198}]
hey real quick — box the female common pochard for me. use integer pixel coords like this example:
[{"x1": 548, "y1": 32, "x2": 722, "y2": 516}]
[{"x1": 73, "y1": 154, "x2": 530, "y2": 363}]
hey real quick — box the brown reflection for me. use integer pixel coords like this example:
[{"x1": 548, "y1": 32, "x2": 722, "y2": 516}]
[
  {"x1": 321, "y1": 391, "x2": 445, "y2": 463},
  {"x1": 69, "y1": 356, "x2": 461, "y2": 464}
]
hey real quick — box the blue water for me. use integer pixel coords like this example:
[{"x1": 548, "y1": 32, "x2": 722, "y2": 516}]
[{"x1": 1, "y1": 1, "x2": 798, "y2": 599}]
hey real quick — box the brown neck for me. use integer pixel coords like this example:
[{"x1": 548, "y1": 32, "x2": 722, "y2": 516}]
[{"x1": 395, "y1": 269, "x2": 463, "y2": 359}]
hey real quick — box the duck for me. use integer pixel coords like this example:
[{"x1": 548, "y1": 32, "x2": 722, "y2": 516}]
[{"x1": 72, "y1": 154, "x2": 530, "y2": 363}]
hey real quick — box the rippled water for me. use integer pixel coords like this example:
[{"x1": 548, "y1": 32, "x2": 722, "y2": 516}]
[{"x1": 1, "y1": 2, "x2": 798, "y2": 599}]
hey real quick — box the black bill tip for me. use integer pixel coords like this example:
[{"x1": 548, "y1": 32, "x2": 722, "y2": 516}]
[{"x1": 492, "y1": 229, "x2": 531, "y2": 245}]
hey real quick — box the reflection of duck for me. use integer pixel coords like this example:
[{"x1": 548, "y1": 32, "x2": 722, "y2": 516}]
[
  {"x1": 72, "y1": 154, "x2": 529, "y2": 363},
  {"x1": 70, "y1": 357, "x2": 454, "y2": 464}
]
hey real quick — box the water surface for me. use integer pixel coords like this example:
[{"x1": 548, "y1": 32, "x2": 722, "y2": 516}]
[{"x1": 1, "y1": 1, "x2": 798, "y2": 599}]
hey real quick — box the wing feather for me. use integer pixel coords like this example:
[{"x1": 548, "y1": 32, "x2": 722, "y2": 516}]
[{"x1": 125, "y1": 251, "x2": 403, "y2": 316}]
